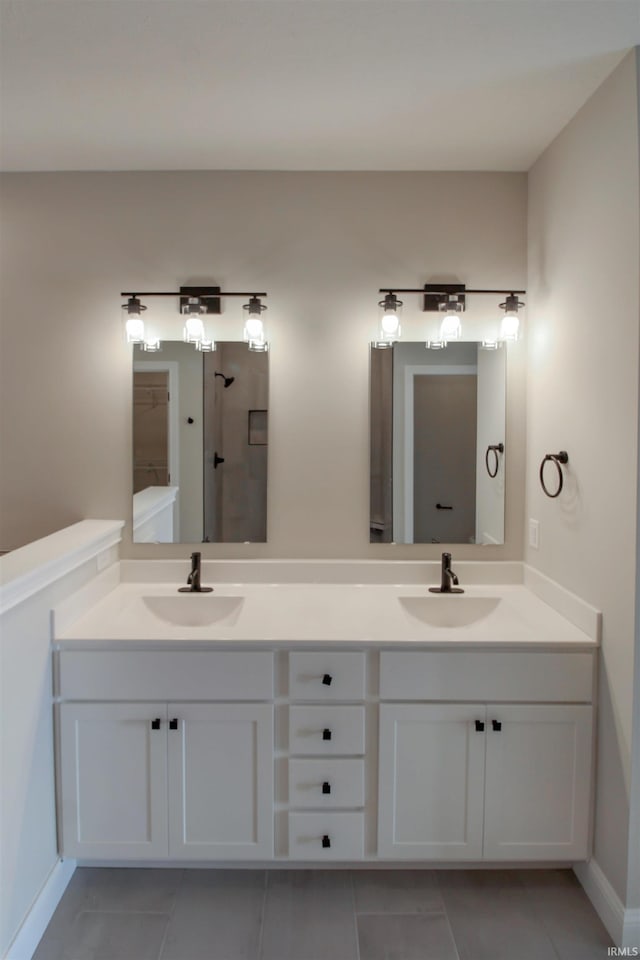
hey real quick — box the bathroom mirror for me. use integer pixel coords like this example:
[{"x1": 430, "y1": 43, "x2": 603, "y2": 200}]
[
  {"x1": 370, "y1": 342, "x2": 505, "y2": 544},
  {"x1": 132, "y1": 342, "x2": 268, "y2": 543}
]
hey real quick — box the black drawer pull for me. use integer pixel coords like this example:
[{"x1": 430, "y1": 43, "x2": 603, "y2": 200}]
[
  {"x1": 169, "y1": 718, "x2": 179, "y2": 731},
  {"x1": 492, "y1": 719, "x2": 502, "y2": 732},
  {"x1": 475, "y1": 720, "x2": 485, "y2": 732},
  {"x1": 322, "y1": 835, "x2": 331, "y2": 849},
  {"x1": 322, "y1": 673, "x2": 333, "y2": 686},
  {"x1": 322, "y1": 728, "x2": 332, "y2": 741},
  {"x1": 322, "y1": 781, "x2": 331, "y2": 794},
  {"x1": 151, "y1": 718, "x2": 161, "y2": 731}
]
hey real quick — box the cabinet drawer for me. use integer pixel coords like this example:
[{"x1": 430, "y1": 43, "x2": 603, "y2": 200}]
[
  {"x1": 289, "y1": 758, "x2": 365, "y2": 808},
  {"x1": 289, "y1": 652, "x2": 365, "y2": 701},
  {"x1": 289, "y1": 705, "x2": 365, "y2": 755},
  {"x1": 380, "y1": 651, "x2": 594, "y2": 703},
  {"x1": 57, "y1": 650, "x2": 274, "y2": 701},
  {"x1": 288, "y1": 812, "x2": 364, "y2": 860}
]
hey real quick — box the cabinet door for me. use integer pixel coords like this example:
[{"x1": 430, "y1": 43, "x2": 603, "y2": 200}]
[
  {"x1": 58, "y1": 703, "x2": 169, "y2": 859},
  {"x1": 168, "y1": 703, "x2": 273, "y2": 859},
  {"x1": 378, "y1": 704, "x2": 485, "y2": 859},
  {"x1": 483, "y1": 704, "x2": 593, "y2": 860}
]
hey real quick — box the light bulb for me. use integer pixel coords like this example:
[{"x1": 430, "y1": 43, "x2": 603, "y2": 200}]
[
  {"x1": 125, "y1": 315, "x2": 145, "y2": 344},
  {"x1": 381, "y1": 311, "x2": 399, "y2": 335},
  {"x1": 245, "y1": 315, "x2": 264, "y2": 341},
  {"x1": 184, "y1": 314, "x2": 205, "y2": 343},
  {"x1": 440, "y1": 311, "x2": 462, "y2": 342},
  {"x1": 500, "y1": 311, "x2": 519, "y2": 341}
]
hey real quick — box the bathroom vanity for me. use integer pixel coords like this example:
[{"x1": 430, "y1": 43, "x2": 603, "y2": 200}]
[{"x1": 53, "y1": 568, "x2": 598, "y2": 867}]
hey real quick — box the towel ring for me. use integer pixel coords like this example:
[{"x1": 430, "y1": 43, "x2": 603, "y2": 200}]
[
  {"x1": 539, "y1": 451, "x2": 569, "y2": 498},
  {"x1": 485, "y1": 443, "x2": 504, "y2": 478}
]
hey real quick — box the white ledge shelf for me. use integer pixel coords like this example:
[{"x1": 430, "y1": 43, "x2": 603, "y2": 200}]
[{"x1": 0, "y1": 519, "x2": 124, "y2": 615}]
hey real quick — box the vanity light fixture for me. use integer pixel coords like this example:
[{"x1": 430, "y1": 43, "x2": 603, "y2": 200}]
[
  {"x1": 120, "y1": 285, "x2": 269, "y2": 352},
  {"x1": 499, "y1": 294, "x2": 525, "y2": 342},
  {"x1": 123, "y1": 296, "x2": 147, "y2": 344},
  {"x1": 375, "y1": 293, "x2": 403, "y2": 348},
  {"x1": 243, "y1": 296, "x2": 268, "y2": 352},
  {"x1": 376, "y1": 283, "x2": 526, "y2": 348},
  {"x1": 438, "y1": 295, "x2": 463, "y2": 343}
]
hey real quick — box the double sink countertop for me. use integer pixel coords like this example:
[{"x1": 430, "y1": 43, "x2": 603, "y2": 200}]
[{"x1": 54, "y1": 562, "x2": 600, "y2": 650}]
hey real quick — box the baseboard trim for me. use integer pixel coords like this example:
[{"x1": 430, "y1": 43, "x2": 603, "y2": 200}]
[
  {"x1": 574, "y1": 859, "x2": 640, "y2": 948},
  {"x1": 3, "y1": 859, "x2": 76, "y2": 960},
  {"x1": 623, "y1": 909, "x2": 640, "y2": 949}
]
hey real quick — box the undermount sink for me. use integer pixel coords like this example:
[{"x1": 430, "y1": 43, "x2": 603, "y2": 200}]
[
  {"x1": 142, "y1": 595, "x2": 244, "y2": 627},
  {"x1": 398, "y1": 595, "x2": 501, "y2": 628}
]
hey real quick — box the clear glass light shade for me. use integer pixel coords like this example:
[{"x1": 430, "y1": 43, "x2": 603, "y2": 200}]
[
  {"x1": 243, "y1": 297, "x2": 268, "y2": 352},
  {"x1": 426, "y1": 339, "x2": 446, "y2": 350},
  {"x1": 500, "y1": 310, "x2": 520, "y2": 342},
  {"x1": 142, "y1": 337, "x2": 161, "y2": 352},
  {"x1": 125, "y1": 314, "x2": 145, "y2": 344},
  {"x1": 376, "y1": 295, "x2": 402, "y2": 346},
  {"x1": 481, "y1": 339, "x2": 500, "y2": 351},
  {"x1": 196, "y1": 338, "x2": 216, "y2": 352}
]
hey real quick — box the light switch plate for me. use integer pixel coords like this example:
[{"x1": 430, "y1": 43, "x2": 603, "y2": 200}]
[{"x1": 529, "y1": 519, "x2": 539, "y2": 550}]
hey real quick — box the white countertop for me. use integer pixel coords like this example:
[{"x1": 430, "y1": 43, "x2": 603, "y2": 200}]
[{"x1": 55, "y1": 580, "x2": 598, "y2": 650}]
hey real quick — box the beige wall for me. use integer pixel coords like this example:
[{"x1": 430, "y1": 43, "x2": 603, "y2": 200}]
[
  {"x1": 0, "y1": 171, "x2": 527, "y2": 559},
  {"x1": 527, "y1": 52, "x2": 640, "y2": 902}
]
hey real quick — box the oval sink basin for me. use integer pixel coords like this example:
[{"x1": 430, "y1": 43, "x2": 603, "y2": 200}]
[
  {"x1": 399, "y1": 596, "x2": 501, "y2": 628},
  {"x1": 142, "y1": 595, "x2": 244, "y2": 627}
]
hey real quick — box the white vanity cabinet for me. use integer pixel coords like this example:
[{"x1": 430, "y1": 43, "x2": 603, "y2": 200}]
[
  {"x1": 377, "y1": 651, "x2": 594, "y2": 862},
  {"x1": 56, "y1": 650, "x2": 274, "y2": 861}
]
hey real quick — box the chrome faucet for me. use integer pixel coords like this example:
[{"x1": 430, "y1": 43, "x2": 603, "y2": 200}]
[
  {"x1": 178, "y1": 552, "x2": 213, "y2": 593},
  {"x1": 429, "y1": 552, "x2": 464, "y2": 594}
]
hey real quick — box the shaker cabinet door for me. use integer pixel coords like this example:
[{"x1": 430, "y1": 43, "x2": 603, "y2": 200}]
[
  {"x1": 483, "y1": 704, "x2": 593, "y2": 860},
  {"x1": 167, "y1": 703, "x2": 274, "y2": 860},
  {"x1": 58, "y1": 702, "x2": 169, "y2": 859},
  {"x1": 378, "y1": 703, "x2": 485, "y2": 859}
]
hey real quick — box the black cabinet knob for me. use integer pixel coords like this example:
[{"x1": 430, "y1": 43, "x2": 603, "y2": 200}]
[
  {"x1": 322, "y1": 674, "x2": 333, "y2": 686},
  {"x1": 475, "y1": 720, "x2": 485, "y2": 732},
  {"x1": 322, "y1": 835, "x2": 331, "y2": 849},
  {"x1": 322, "y1": 728, "x2": 332, "y2": 741},
  {"x1": 322, "y1": 781, "x2": 331, "y2": 794},
  {"x1": 151, "y1": 718, "x2": 161, "y2": 731},
  {"x1": 492, "y1": 719, "x2": 502, "y2": 732},
  {"x1": 169, "y1": 718, "x2": 179, "y2": 731}
]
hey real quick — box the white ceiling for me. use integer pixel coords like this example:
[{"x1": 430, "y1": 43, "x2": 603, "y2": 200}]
[{"x1": 1, "y1": 0, "x2": 639, "y2": 172}]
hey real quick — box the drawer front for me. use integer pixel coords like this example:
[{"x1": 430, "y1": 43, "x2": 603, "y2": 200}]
[
  {"x1": 288, "y1": 812, "x2": 364, "y2": 860},
  {"x1": 380, "y1": 651, "x2": 594, "y2": 703},
  {"x1": 289, "y1": 652, "x2": 365, "y2": 701},
  {"x1": 289, "y1": 758, "x2": 365, "y2": 808},
  {"x1": 289, "y1": 705, "x2": 365, "y2": 755},
  {"x1": 58, "y1": 650, "x2": 274, "y2": 701}
]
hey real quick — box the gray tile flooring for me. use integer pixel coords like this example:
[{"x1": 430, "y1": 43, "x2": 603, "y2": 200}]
[{"x1": 33, "y1": 867, "x2": 613, "y2": 960}]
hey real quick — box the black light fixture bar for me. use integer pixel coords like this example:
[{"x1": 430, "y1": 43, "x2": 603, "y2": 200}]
[
  {"x1": 378, "y1": 288, "x2": 526, "y2": 294},
  {"x1": 379, "y1": 283, "x2": 525, "y2": 314},
  {"x1": 120, "y1": 285, "x2": 268, "y2": 318},
  {"x1": 120, "y1": 291, "x2": 268, "y2": 297}
]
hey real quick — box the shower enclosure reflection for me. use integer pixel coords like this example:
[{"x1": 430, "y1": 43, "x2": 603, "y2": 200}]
[
  {"x1": 132, "y1": 342, "x2": 268, "y2": 543},
  {"x1": 370, "y1": 342, "x2": 505, "y2": 545}
]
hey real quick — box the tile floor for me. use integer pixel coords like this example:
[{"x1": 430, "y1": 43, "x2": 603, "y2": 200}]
[{"x1": 33, "y1": 867, "x2": 613, "y2": 960}]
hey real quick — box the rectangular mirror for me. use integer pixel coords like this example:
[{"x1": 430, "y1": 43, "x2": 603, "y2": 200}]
[
  {"x1": 133, "y1": 342, "x2": 268, "y2": 543},
  {"x1": 370, "y1": 342, "x2": 505, "y2": 544}
]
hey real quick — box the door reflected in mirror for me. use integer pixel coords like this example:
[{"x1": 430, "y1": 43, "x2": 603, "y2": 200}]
[
  {"x1": 133, "y1": 342, "x2": 268, "y2": 543},
  {"x1": 370, "y1": 342, "x2": 505, "y2": 545}
]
